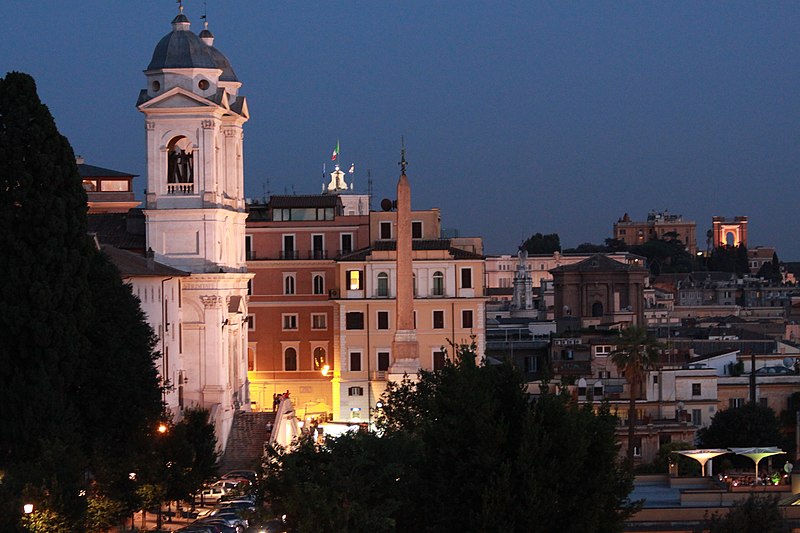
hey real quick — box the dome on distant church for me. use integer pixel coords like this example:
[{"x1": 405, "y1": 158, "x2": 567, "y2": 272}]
[
  {"x1": 147, "y1": 13, "x2": 230, "y2": 73},
  {"x1": 206, "y1": 45, "x2": 238, "y2": 82}
]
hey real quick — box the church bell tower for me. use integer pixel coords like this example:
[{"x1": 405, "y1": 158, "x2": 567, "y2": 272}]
[
  {"x1": 137, "y1": 8, "x2": 253, "y2": 450},
  {"x1": 138, "y1": 10, "x2": 249, "y2": 273}
]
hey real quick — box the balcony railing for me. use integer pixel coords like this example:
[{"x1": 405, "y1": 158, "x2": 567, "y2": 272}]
[
  {"x1": 167, "y1": 182, "x2": 195, "y2": 195},
  {"x1": 280, "y1": 250, "x2": 299, "y2": 260},
  {"x1": 371, "y1": 371, "x2": 387, "y2": 381},
  {"x1": 309, "y1": 250, "x2": 328, "y2": 259}
]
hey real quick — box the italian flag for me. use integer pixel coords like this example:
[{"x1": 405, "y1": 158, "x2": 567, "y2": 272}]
[{"x1": 331, "y1": 140, "x2": 340, "y2": 161}]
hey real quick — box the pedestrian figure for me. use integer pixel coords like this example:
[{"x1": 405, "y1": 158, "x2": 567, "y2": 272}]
[{"x1": 272, "y1": 393, "x2": 279, "y2": 411}]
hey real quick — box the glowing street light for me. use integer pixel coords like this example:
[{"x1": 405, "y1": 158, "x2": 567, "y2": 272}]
[
  {"x1": 321, "y1": 364, "x2": 330, "y2": 376},
  {"x1": 157, "y1": 423, "x2": 168, "y2": 434},
  {"x1": 23, "y1": 503, "x2": 33, "y2": 514}
]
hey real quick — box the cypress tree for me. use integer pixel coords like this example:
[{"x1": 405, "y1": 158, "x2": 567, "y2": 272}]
[
  {"x1": 0, "y1": 71, "x2": 94, "y2": 525},
  {"x1": 0, "y1": 72, "x2": 164, "y2": 530}
]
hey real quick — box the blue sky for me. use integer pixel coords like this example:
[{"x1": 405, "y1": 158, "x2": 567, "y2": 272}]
[{"x1": 4, "y1": 1, "x2": 799, "y2": 258}]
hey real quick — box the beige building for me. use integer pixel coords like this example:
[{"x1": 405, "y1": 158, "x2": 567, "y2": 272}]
[{"x1": 614, "y1": 211, "x2": 697, "y2": 254}]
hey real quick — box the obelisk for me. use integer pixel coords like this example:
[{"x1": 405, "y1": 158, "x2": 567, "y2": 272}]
[{"x1": 389, "y1": 150, "x2": 419, "y2": 378}]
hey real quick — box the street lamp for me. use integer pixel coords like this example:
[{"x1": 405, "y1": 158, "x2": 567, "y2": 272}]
[{"x1": 23, "y1": 503, "x2": 33, "y2": 514}]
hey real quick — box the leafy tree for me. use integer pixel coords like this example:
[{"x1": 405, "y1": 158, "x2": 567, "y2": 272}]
[
  {"x1": 264, "y1": 342, "x2": 637, "y2": 532},
  {"x1": 522, "y1": 232, "x2": 561, "y2": 254},
  {"x1": 19, "y1": 507, "x2": 71, "y2": 533},
  {"x1": 706, "y1": 495, "x2": 788, "y2": 533},
  {"x1": 644, "y1": 441, "x2": 700, "y2": 476},
  {"x1": 160, "y1": 407, "x2": 219, "y2": 504},
  {"x1": 611, "y1": 326, "x2": 661, "y2": 461},
  {"x1": 698, "y1": 403, "x2": 787, "y2": 450},
  {"x1": 0, "y1": 72, "x2": 164, "y2": 531},
  {"x1": 629, "y1": 238, "x2": 695, "y2": 274},
  {"x1": 84, "y1": 494, "x2": 128, "y2": 533}
]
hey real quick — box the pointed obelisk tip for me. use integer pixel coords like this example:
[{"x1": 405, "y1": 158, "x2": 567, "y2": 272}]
[{"x1": 398, "y1": 137, "x2": 408, "y2": 176}]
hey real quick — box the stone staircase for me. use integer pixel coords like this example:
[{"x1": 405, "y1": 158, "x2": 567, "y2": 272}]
[{"x1": 219, "y1": 411, "x2": 275, "y2": 473}]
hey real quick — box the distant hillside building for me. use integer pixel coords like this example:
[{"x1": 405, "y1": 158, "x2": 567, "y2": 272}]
[
  {"x1": 551, "y1": 254, "x2": 649, "y2": 329},
  {"x1": 712, "y1": 215, "x2": 748, "y2": 248},
  {"x1": 613, "y1": 210, "x2": 697, "y2": 254}
]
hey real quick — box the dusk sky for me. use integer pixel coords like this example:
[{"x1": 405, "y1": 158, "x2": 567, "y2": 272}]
[{"x1": 4, "y1": 1, "x2": 799, "y2": 258}]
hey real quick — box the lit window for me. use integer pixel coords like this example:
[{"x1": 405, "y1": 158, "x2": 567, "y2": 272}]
[
  {"x1": 313, "y1": 347, "x2": 327, "y2": 371},
  {"x1": 347, "y1": 270, "x2": 363, "y2": 291}
]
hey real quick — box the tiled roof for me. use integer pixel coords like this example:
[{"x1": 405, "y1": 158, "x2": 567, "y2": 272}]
[
  {"x1": 267, "y1": 195, "x2": 340, "y2": 208},
  {"x1": 87, "y1": 210, "x2": 146, "y2": 251},
  {"x1": 551, "y1": 253, "x2": 647, "y2": 273},
  {"x1": 78, "y1": 163, "x2": 138, "y2": 178},
  {"x1": 101, "y1": 245, "x2": 188, "y2": 277},
  {"x1": 337, "y1": 239, "x2": 485, "y2": 261}
]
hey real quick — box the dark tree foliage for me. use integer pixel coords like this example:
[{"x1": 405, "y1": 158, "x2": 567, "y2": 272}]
[
  {"x1": 756, "y1": 252, "x2": 783, "y2": 284},
  {"x1": 78, "y1": 250, "x2": 164, "y2": 499},
  {"x1": 629, "y1": 238, "x2": 696, "y2": 275},
  {"x1": 522, "y1": 232, "x2": 561, "y2": 254},
  {"x1": 264, "y1": 344, "x2": 636, "y2": 533},
  {"x1": 0, "y1": 71, "x2": 94, "y2": 527},
  {"x1": 0, "y1": 72, "x2": 164, "y2": 530},
  {"x1": 706, "y1": 495, "x2": 788, "y2": 533},
  {"x1": 698, "y1": 403, "x2": 787, "y2": 450},
  {"x1": 707, "y1": 245, "x2": 749, "y2": 276},
  {"x1": 157, "y1": 407, "x2": 219, "y2": 503}
]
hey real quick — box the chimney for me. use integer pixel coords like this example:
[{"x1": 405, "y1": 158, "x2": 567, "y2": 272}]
[{"x1": 146, "y1": 248, "x2": 155, "y2": 271}]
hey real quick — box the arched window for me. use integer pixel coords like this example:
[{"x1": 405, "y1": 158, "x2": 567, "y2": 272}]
[
  {"x1": 313, "y1": 347, "x2": 327, "y2": 371},
  {"x1": 284, "y1": 347, "x2": 298, "y2": 371},
  {"x1": 284, "y1": 275, "x2": 296, "y2": 295},
  {"x1": 432, "y1": 271, "x2": 444, "y2": 296},
  {"x1": 313, "y1": 275, "x2": 324, "y2": 295},
  {"x1": 591, "y1": 301, "x2": 604, "y2": 317},
  {"x1": 377, "y1": 272, "x2": 389, "y2": 297},
  {"x1": 167, "y1": 136, "x2": 194, "y2": 184}
]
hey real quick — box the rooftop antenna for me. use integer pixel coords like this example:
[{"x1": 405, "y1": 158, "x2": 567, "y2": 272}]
[
  {"x1": 399, "y1": 136, "x2": 408, "y2": 175},
  {"x1": 262, "y1": 178, "x2": 271, "y2": 203},
  {"x1": 201, "y1": 1, "x2": 208, "y2": 27},
  {"x1": 367, "y1": 169, "x2": 373, "y2": 211}
]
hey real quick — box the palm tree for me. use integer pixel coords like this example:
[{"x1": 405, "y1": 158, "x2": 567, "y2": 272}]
[{"x1": 611, "y1": 325, "x2": 661, "y2": 462}]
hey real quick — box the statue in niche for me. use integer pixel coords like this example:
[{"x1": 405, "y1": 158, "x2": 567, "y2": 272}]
[{"x1": 168, "y1": 147, "x2": 193, "y2": 183}]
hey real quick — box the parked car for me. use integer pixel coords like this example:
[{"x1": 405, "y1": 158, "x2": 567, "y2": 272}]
[
  {"x1": 194, "y1": 518, "x2": 240, "y2": 533},
  {"x1": 222, "y1": 470, "x2": 258, "y2": 483},
  {"x1": 199, "y1": 486, "x2": 228, "y2": 504},
  {"x1": 755, "y1": 366, "x2": 794, "y2": 375}
]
